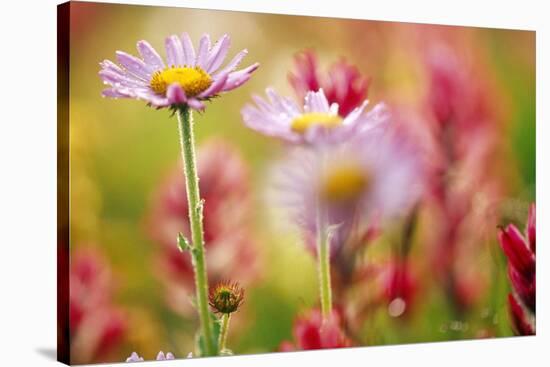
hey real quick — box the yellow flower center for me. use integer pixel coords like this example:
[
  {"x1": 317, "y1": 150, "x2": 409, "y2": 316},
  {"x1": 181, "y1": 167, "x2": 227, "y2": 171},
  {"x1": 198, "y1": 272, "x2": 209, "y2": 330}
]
[
  {"x1": 150, "y1": 66, "x2": 212, "y2": 97},
  {"x1": 321, "y1": 164, "x2": 370, "y2": 203},
  {"x1": 290, "y1": 113, "x2": 343, "y2": 134}
]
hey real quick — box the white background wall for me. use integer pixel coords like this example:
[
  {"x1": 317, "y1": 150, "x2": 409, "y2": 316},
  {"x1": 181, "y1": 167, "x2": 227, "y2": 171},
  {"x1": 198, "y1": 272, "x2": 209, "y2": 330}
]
[{"x1": 0, "y1": 0, "x2": 545, "y2": 366}]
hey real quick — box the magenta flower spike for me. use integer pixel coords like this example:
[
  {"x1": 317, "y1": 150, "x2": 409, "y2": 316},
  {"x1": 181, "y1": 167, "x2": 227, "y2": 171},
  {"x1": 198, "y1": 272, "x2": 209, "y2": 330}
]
[{"x1": 498, "y1": 203, "x2": 536, "y2": 335}]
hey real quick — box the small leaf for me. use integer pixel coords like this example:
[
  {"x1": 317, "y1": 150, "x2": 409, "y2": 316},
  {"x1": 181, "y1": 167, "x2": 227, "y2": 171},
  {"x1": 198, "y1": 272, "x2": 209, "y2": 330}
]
[{"x1": 177, "y1": 232, "x2": 191, "y2": 252}]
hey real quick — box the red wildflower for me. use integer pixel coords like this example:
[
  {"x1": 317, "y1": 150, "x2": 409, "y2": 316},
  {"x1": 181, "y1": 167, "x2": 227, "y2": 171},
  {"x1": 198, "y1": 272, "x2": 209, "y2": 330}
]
[
  {"x1": 288, "y1": 49, "x2": 370, "y2": 116},
  {"x1": 279, "y1": 309, "x2": 351, "y2": 351},
  {"x1": 69, "y1": 248, "x2": 126, "y2": 363}
]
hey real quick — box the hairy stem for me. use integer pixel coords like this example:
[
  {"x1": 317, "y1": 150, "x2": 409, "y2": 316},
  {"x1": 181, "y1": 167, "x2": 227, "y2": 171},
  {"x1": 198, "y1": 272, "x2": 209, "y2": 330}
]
[
  {"x1": 317, "y1": 203, "x2": 333, "y2": 320},
  {"x1": 176, "y1": 106, "x2": 215, "y2": 356},
  {"x1": 218, "y1": 313, "x2": 231, "y2": 352}
]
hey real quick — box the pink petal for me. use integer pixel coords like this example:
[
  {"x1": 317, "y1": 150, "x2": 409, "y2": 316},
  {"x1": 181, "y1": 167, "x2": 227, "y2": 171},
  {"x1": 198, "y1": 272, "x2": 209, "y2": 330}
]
[
  {"x1": 115, "y1": 51, "x2": 151, "y2": 80},
  {"x1": 222, "y1": 63, "x2": 259, "y2": 91},
  {"x1": 198, "y1": 71, "x2": 228, "y2": 98},
  {"x1": 205, "y1": 34, "x2": 230, "y2": 73},
  {"x1": 100, "y1": 59, "x2": 125, "y2": 76},
  {"x1": 187, "y1": 98, "x2": 205, "y2": 111},
  {"x1": 99, "y1": 69, "x2": 146, "y2": 88},
  {"x1": 166, "y1": 83, "x2": 188, "y2": 104},
  {"x1": 215, "y1": 49, "x2": 248, "y2": 76},
  {"x1": 165, "y1": 35, "x2": 184, "y2": 67},
  {"x1": 195, "y1": 34, "x2": 211, "y2": 69},
  {"x1": 137, "y1": 40, "x2": 165, "y2": 71},
  {"x1": 180, "y1": 32, "x2": 196, "y2": 66},
  {"x1": 304, "y1": 89, "x2": 330, "y2": 113},
  {"x1": 102, "y1": 88, "x2": 130, "y2": 98}
]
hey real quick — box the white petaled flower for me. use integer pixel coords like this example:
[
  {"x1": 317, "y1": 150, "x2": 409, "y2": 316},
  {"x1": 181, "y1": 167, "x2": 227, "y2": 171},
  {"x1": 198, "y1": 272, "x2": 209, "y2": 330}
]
[
  {"x1": 125, "y1": 352, "x2": 144, "y2": 362},
  {"x1": 241, "y1": 87, "x2": 389, "y2": 145},
  {"x1": 100, "y1": 33, "x2": 259, "y2": 111},
  {"x1": 156, "y1": 351, "x2": 175, "y2": 360},
  {"x1": 125, "y1": 351, "x2": 175, "y2": 362}
]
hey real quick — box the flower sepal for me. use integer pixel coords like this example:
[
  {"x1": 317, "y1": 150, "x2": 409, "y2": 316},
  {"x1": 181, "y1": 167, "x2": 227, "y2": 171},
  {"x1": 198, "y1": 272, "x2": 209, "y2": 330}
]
[{"x1": 176, "y1": 232, "x2": 192, "y2": 252}]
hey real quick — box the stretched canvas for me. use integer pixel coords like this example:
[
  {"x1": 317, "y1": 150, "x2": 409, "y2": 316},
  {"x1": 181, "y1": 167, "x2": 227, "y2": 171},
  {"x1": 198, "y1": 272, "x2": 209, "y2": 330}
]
[{"x1": 57, "y1": 1, "x2": 536, "y2": 364}]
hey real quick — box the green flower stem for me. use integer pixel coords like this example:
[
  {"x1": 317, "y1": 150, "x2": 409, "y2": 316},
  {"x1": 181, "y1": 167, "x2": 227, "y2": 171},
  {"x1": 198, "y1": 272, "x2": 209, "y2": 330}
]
[
  {"x1": 218, "y1": 313, "x2": 231, "y2": 352},
  {"x1": 316, "y1": 203, "x2": 333, "y2": 321},
  {"x1": 176, "y1": 106, "x2": 215, "y2": 357}
]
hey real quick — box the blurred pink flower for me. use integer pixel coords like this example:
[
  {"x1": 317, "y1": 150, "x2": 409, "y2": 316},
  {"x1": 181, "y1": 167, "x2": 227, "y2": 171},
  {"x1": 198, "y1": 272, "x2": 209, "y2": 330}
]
[
  {"x1": 70, "y1": 248, "x2": 127, "y2": 364},
  {"x1": 382, "y1": 259, "x2": 418, "y2": 318},
  {"x1": 280, "y1": 308, "x2": 351, "y2": 351},
  {"x1": 270, "y1": 120, "x2": 422, "y2": 258},
  {"x1": 347, "y1": 255, "x2": 420, "y2": 326},
  {"x1": 498, "y1": 203, "x2": 536, "y2": 335},
  {"x1": 420, "y1": 43, "x2": 501, "y2": 313},
  {"x1": 146, "y1": 139, "x2": 260, "y2": 315},
  {"x1": 288, "y1": 50, "x2": 370, "y2": 116},
  {"x1": 99, "y1": 33, "x2": 258, "y2": 111}
]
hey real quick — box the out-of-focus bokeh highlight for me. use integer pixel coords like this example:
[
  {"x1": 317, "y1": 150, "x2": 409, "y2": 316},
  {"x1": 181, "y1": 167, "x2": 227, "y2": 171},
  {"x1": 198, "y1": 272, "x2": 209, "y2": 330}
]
[{"x1": 65, "y1": 2, "x2": 535, "y2": 363}]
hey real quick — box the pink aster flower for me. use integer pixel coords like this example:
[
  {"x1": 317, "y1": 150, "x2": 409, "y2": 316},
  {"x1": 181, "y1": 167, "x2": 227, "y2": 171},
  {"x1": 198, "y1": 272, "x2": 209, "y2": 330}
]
[
  {"x1": 498, "y1": 203, "x2": 536, "y2": 335},
  {"x1": 288, "y1": 49, "x2": 370, "y2": 116},
  {"x1": 99, "y1": 33, "x2": 259, "y2": 110},
  {"x1": 279, "y1": 308, "x2": 351, "y2": 351},
  {"x1": 241, "y1": 88, "x2": 388, "y2": 145},
  {"x1": 126, "y1": 351, "x2": 175, "y2": 362}
]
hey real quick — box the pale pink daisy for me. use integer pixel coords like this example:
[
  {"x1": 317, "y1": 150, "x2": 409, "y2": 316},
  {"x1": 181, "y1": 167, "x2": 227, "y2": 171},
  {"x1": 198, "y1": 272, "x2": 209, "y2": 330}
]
[
  {"x1": 99, "y1": 33, "x2": 259, "y2": 111},
  {"x1": 270, "y1": 125, "x2": 422, "y2": 255},
  {"x1": 241, "y1": 88, "x2": 388, "y2": 145}
]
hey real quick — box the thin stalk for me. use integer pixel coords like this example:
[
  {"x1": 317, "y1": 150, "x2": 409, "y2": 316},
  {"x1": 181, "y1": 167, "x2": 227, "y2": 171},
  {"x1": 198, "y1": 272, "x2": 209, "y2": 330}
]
[
  {"x1": 176, "y1": 106, "x2": 215, "y2": 356},
  {"x1": 316, "y1": 203, "x2": 333, "y2": 321},
  {"x1": 218, "y1": 313, "x2": 231, "y2": 352}
]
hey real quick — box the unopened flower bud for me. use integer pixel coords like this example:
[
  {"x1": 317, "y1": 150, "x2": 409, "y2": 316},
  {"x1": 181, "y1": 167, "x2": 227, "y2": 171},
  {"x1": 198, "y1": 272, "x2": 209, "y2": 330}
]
[{"x1": 208, "y1": 281, "x2": 244, "y2": 314}]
